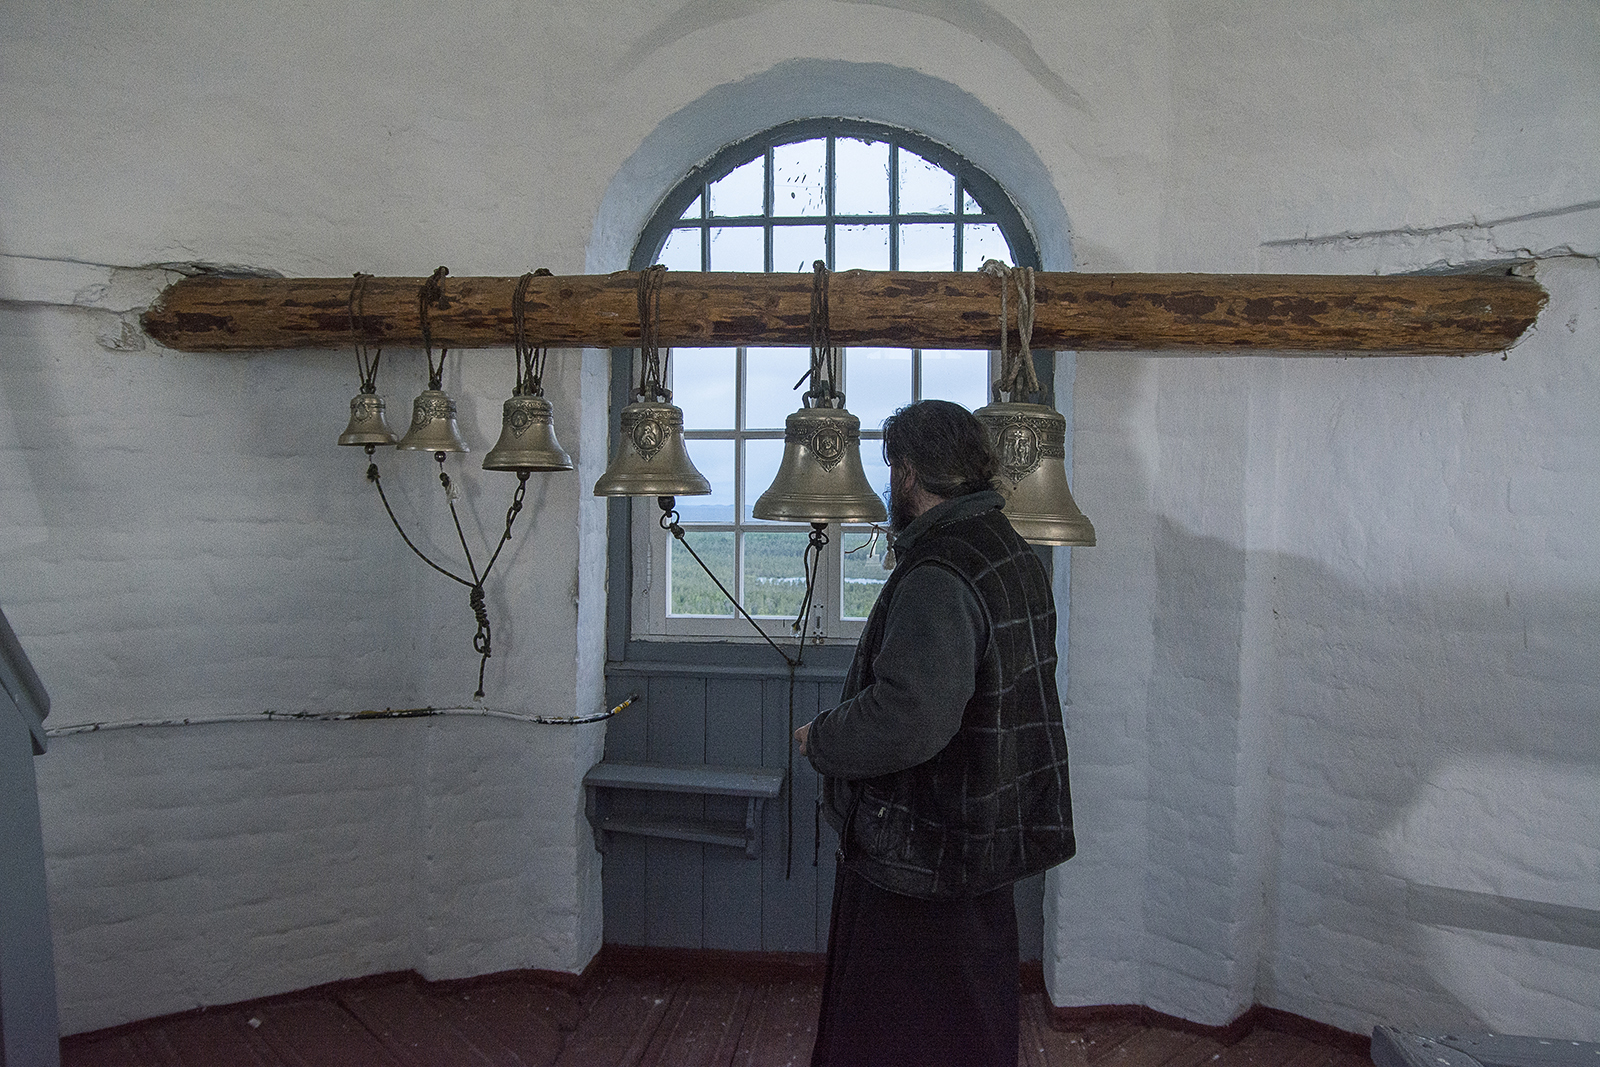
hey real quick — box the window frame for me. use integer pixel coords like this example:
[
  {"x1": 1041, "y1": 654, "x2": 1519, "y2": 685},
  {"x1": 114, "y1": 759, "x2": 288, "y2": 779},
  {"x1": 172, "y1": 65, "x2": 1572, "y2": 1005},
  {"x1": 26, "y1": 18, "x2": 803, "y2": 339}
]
[{"x1": 608, "y1": 119, "x2": 1048, "y2": 655}]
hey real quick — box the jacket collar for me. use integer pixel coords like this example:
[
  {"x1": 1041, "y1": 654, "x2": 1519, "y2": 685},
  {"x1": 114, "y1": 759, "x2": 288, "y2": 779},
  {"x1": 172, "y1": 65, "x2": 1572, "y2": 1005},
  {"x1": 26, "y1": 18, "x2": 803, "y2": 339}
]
[{"x1": 893, "y1": 489, "x2": 1004, "y2": 554}]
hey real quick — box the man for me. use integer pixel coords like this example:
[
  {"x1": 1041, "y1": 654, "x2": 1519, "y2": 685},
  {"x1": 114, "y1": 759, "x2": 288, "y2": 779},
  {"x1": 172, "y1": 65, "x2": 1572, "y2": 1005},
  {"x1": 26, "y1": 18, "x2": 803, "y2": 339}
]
[{"x1": 795, "y1": 399, "x2": 1076, "y2": 1067}]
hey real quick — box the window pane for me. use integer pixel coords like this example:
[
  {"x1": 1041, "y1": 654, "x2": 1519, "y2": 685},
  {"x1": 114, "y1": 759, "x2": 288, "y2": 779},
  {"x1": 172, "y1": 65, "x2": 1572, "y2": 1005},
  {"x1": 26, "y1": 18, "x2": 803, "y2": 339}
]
[
  {"x1": 772, "y1": 139, "x2": 826, "y2": 217},
  {"x1": 841, "y1": 526, "x2": 890, "y2": 620},
  {"x1": 668, "y1": 531, "x2": 735, "y2": 617},
  {"x1": 835, "y1": 224, "x2": 890, "y2": 271},
  {"x1": 859, "y1": 449, "x2": 890, "y2": 513},
  {"x1": 898, "y1": 150, "x2": 954, "y2": 215},
  {"x1": 743, "y1": 438, "x2": 786, "y2": 522},
  {"x1": 773, "y1": 224, "x2": 826, "y2": 273},
  {"x1": 834, "y1": 138, "x2": 889, "y2": 215},
  {"x1": 745, "y1": 348, "x2": 810, "y2": 429},
  {"x1": 672, "y1": 348, "x2": 735, "y2": 428},
  {"x1": 676, "y1": 439, "x2": 734, "y2": 523},
  {"x1": 962, "y1": 188, "x2": 983, "y2": 215},
  {"x1": 679, "y1": 194, "x2": 703, "y2": 220},
  {"x1": 845, "y1": 348, "x2": 912, "y2": 429},
  {"x1": 743, "y1": 531, "x2": 810, "y2": 619},
  {"x1": 921, "y1": 349, "x2": 991, "y2": 410},
  {"x1": 709, "y1": 156, "x2": 764, "y2": 216},
  {"x1": 657, "y1": 227, "x2": 702, "y2": 271},
  {"x1": 962, "y1": 223, "x2": 1012, "y2": 271},
  {"x1": 897, "y1": 222, "x2": 956, "y2": 271},
  {"x1": 710, "y1": 225, "x2": 764, "y2": 271}
]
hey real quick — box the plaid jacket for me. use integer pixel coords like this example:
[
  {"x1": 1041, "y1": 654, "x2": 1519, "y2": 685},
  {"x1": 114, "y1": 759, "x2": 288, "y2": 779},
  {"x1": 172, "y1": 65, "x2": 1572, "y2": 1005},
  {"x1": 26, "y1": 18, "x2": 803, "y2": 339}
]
[{"x1": 834, "y1": 503, "x2": 1075, "y2": 900}]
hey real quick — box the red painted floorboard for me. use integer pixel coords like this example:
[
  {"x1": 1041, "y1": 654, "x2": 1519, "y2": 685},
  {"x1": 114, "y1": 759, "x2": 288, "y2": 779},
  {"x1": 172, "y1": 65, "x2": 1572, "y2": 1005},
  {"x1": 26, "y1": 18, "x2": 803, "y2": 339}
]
[{"x1": 60, "y1": 965, "x2": 1366, "y2": 1067}]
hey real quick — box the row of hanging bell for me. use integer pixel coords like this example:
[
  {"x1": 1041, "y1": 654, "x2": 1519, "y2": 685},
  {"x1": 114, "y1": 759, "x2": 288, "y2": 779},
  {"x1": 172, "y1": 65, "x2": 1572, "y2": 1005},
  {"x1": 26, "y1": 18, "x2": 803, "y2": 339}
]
[
  {"x1": 339, "y1": 387, "x2": 573, "y2": 472},
  {"x1": 348, "y1": 378, "x2": 1089, "y2": 539},
  {"x1": 591, "y1": 393, "x2": 884, "y2": 523}
]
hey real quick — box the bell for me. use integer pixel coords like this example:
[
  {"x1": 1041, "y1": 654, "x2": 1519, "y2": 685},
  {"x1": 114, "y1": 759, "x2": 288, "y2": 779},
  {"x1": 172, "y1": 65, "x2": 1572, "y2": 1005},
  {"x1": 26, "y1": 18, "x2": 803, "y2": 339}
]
[
  {"x1": 592, "y1": 400, "x2": 711, "y2": 497},
  {"x1": 975, "y1": 401, "x2": 1095, "y2": 546},
  {"x1": 483, "y1": 394, "x2": 573, "y2": 472},
  {"x1": 337, "y1": 391, "x2": 399, "y2": 447},
  {"x1": 753, "y1": 405, "x2": 887, "y2": 524},
  {"x1": 395, "y1": 388, "x2": 470, "y2": 454}
]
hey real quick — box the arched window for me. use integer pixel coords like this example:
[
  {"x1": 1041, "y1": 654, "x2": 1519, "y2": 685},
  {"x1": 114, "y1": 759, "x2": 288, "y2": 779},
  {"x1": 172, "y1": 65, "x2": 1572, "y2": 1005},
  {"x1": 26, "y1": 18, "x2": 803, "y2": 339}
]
[{"x1": 622, "y1": 119, "x2": 1044, "y2": 643}]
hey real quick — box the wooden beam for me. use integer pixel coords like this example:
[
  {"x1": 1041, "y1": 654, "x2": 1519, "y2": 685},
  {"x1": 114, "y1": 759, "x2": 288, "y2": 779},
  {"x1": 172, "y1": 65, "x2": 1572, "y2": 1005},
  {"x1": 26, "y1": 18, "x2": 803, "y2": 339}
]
[{"x1": 139, "y1": 270, "x2": 1546, "y2": 355}]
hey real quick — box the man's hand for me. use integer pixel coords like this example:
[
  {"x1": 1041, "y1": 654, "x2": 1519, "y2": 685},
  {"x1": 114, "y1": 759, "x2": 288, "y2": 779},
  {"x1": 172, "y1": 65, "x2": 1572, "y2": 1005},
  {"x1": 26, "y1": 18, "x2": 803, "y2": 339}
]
[{"x1": 793, "y1": 721, "x2": 812, "y2": 755}]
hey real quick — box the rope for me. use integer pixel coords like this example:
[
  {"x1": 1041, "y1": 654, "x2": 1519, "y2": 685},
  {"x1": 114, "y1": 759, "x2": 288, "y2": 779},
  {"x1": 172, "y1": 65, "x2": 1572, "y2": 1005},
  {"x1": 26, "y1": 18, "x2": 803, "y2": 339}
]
[
  {"x1": 366, "y1": 454, "x2": 532, "y2": 700},
  {"x1": 512, "y1": 268, "x2": 555, "y2": 396},
  {"x1": 347, "y1": 272, "x2": 383, "y2": 393},
  {"x1": 635, "y1": 265, "x2": 670, "y2": 402},
  {"x1": 657, "y1": 501, "x2": 797, "y2": 669},
  {"x1": 802, "y1": 260, "x2": 843, "y2": 407},
  {"x1": 980, "y1": 259, "x2": 1040, "y2": 403},
  {"x1": 419, "y1": 266, "x2": 450, "y2": 390},
  {"x1": 366, "y1": 463, "x2": 474, "y2": 588},
  {"x1": 654, "y1": 497, "x2": 823, "y2": 880}
]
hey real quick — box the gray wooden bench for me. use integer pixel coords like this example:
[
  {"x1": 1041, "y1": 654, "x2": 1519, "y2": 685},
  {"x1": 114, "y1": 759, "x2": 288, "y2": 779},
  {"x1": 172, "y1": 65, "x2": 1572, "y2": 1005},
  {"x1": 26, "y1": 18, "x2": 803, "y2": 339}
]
[{"x1": 583, "y1": 761, "x2": 786, "y2": 859}]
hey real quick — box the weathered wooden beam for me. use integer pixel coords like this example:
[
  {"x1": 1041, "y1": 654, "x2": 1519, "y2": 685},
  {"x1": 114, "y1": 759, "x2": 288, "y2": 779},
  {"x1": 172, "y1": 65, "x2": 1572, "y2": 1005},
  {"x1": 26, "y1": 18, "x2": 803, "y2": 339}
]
[{"x1": 140, "y1": 270, "x2": 1546, "y2": 354}]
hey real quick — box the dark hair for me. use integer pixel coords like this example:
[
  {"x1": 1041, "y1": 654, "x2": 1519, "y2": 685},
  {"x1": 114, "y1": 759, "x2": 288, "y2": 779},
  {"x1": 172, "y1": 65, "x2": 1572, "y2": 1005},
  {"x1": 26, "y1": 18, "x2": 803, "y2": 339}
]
[{"x1": 881, "y1": 399, "x2": 999, "y2": 499}]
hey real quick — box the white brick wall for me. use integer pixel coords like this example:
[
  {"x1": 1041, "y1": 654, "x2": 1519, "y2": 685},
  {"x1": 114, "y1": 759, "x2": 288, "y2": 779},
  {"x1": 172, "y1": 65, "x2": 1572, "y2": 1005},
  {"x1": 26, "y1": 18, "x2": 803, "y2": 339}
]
[{"x1": 36, "y1": 715, "x2": 604, "y2": 1035}]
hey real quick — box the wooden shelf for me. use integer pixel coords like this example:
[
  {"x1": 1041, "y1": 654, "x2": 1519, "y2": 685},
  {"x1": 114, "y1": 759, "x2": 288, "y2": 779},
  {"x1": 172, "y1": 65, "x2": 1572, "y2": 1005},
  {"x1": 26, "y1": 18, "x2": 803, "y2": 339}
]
[{"x1": 583, "y1": 761, "x2": 786, "y2": 859}]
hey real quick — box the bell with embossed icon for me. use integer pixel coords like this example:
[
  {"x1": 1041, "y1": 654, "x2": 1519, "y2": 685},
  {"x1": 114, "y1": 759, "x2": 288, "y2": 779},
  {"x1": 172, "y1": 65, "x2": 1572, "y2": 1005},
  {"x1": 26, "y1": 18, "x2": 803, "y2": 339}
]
[
  {"x1": 975, "y1": 401, "x2": 1094, "y2": 546},
  {"x1": 395, "y1": 388, "x2": 470, "y2": 455},
  {"x1": 592, "y1": 399, "x2": 710, "y2": 497},
  {"x1": 752, "y1": 403, "x2": 887, "y2": 524},
  {"x1": 337, "y1": 390, "x2": 400, "y2": 447},
  {"x1": 483, "y1": 394, "x2": 573, "y2": 472}
]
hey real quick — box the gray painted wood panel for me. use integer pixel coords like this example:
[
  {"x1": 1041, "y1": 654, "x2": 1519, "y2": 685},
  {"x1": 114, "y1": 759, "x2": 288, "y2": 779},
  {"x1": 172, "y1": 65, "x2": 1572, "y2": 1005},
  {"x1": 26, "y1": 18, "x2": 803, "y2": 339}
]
[{"x1": 600, "y1": 663, "x2": 1045, "y2": 958}]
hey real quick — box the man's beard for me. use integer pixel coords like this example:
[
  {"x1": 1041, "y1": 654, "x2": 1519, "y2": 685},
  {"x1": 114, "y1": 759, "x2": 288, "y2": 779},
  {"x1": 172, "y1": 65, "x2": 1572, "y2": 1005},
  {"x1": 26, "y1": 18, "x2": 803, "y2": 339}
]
[{"x1": 888, "y1": 477, "x2": 917, "y2": 532}]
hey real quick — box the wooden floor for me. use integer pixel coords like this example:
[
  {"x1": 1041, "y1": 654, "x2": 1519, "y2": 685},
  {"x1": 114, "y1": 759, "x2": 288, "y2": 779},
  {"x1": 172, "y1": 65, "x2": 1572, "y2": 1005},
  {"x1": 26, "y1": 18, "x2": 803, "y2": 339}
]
[{"x1": 61, "y1": 967, "x2": 1373, "y2": 1067}]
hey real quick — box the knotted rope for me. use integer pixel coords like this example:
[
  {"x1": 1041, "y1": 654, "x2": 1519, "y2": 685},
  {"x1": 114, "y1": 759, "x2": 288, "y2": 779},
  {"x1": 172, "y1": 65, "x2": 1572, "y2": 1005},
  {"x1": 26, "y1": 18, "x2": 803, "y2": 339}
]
[{"x1": 981, "y1": 259, "x2": 1039, "y2": 403}]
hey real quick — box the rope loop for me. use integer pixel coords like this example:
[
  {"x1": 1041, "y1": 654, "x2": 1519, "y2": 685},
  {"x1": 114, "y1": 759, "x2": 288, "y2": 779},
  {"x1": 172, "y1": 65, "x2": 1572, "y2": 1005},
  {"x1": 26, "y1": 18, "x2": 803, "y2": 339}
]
[
  {"x1": 635, "y1": 265, "x2": 670, "y2": 402},
  {"x1": 419, "y1": 266, "x2": 450, "y2": 390},
  {"x1": 980, "y1": 259, "x2": 1040, "y2": 403},
  {"x1": 512, "y1": 268, "x2": 555, "y2": 397},
  {"x1": 348, "y1": 272, "x2": 382, "y2": 393},
  {"x1": 804, "y1": 260, "x2": 844, "y2": 408}
]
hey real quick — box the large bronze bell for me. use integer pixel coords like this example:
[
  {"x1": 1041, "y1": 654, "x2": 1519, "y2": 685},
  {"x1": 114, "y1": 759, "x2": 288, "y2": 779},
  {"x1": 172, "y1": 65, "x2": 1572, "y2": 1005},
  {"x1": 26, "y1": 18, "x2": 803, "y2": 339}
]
[
  {"x1": 395, "y1": 388, "x2": 470, "y2": 454},
  {"x1": 337, "y1": 391, "x2": 399, "y2": 447},
  {"x1": 975, "y1": 401, "x2": 1095, "y2": 546},
  {"x1": 752, "y1": 405, "x2": 887, "y2": 524},
  {"x1": 483, "y1": 394, "x2": 573, "y2": 472},
  {"x1": 592, "y1": 400, "x2": 710, "y2": 497}
]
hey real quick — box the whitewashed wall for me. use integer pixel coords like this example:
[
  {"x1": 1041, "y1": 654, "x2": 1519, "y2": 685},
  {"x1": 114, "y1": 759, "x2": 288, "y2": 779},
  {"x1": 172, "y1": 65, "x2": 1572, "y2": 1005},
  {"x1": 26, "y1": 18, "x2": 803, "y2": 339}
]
[{"x1": 2, "y1": 0, "x2": 1596, "y2": 1039}]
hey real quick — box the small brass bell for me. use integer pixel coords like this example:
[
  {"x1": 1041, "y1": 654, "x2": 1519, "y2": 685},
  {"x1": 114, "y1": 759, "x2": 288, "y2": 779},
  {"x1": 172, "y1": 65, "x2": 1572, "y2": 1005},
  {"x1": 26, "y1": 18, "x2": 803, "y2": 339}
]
[
  {"x1": 483, "y1": 394, "x2": 573, "y2": 472},
  {"x1": 395, "y1": 388, "x2": 470, "y2": 454},
  {"x1": 753, "y1": 405, "x2": 886, "y2": 524},
  {"x1": 337, "y1": 391, "x2": 399, "y2": 447},
  {"x1": 592, "y1": 400, "x2": 710, "y2": 497},
  {"x1": 975, "y1": 401, "x2": 1095, "y2": 546}
]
